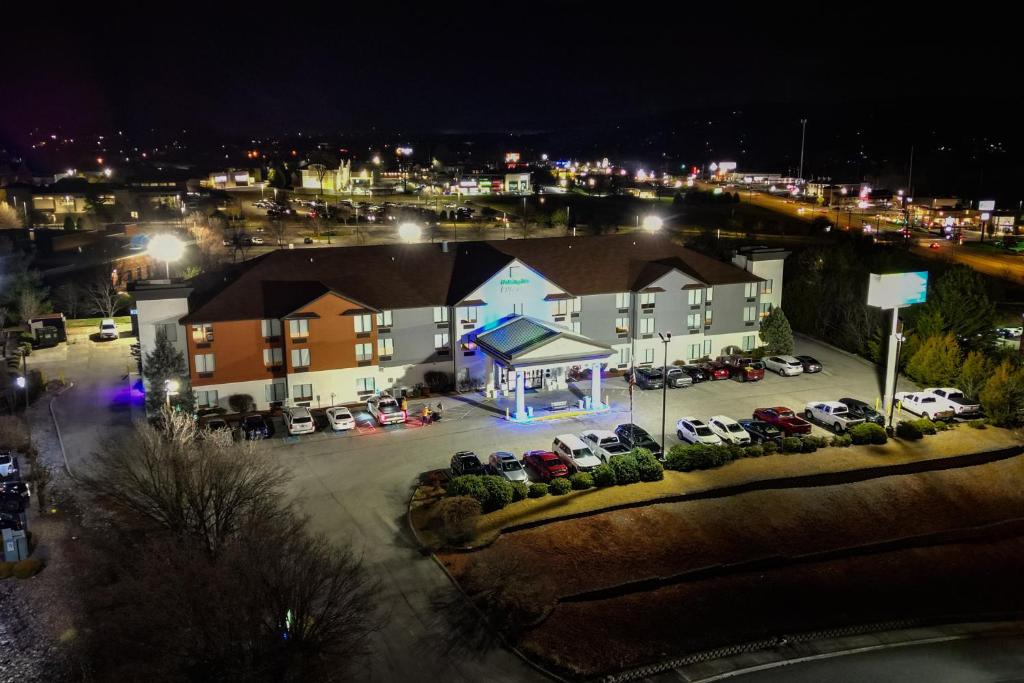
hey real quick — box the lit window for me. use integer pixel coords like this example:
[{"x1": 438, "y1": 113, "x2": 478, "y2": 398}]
[
  {"x1": 356, "y1": 377, "x2": 375, "y2": 393},
  {"x1": 744, "y1": 282, "x2": 758, "y2": 299},
  {"x1": 291, "y1": 348, "x2": 311, "y2": 368},
  {"x1": 639, "y1": 292, "x2": 656, "y2": 307},
  {"x1": 760, "y1": 302, "x2": 772, "y2": 319},
  {"x1": 703, "y1": 339, "x2": 712, "y2": 356},
  {"x1": 688, "y1": 344, "x2": 702, "y2": 360},
  {"x1": 615, "y1": 292, "x2": 630, "y2": 309},
  {"x1": 289, "y1": 319, "x2": 309, "y2": 338},
  {"x1": 354, "y1": 314, "x2": 372, "y2": 334},
  {"x1": 742, "y1": 335, "x2": 756, "y2": 351},
  {"x1": 617, "y1": 347, "x2": 630, "y2": 366},
  {"x1": 262, "y1": 348, "x2": 283, "y2": 366},
  {"x1": 687, "y1": 313, "x2": 700, "y2": 330},
  {"x1": 688, "y1": 289, "x2": 702, "y2": 306},
  {"x1": 195, "y1": 390, "x2": 218, "y2": 408},
  {"x1": 706, "y1": 287, "x2": 714, "y2": 303},
  {"x1": 639, "y1": 317, "x2": 655, "y2": 336},
  {"x1": 553, "y1": 299, "x2": 569, "y2": 316},
  {"x1": 434, "y1": 332, "x2": 450, "y2": 350},
  {"x1": 762, "y1": 279, "x2": 773, "y2": 294},
  {"x1": 642, "y1": 348, "x2": 654, "y2": 365},
  {"x1": 458, "y1": 306, "x2": 478, "y2": 323},
  {"x1": 375, "y1": 310, "x2": 393, "y2": 327},
  {"x1": 194, "y1": 353, "x2": 215, "y2": 373},
  {"x1": 571, "y1": 297, "x2": 582, "y2": 313},
  {"x1": 355, "y1": 343, "x2": 373, "y2": 362},
  {"x1": 615, "y1": 317, "x2": 629, "y2": 335},
  {"x1": 433, "y1": 307, "x2": 449, "y2": 323},
  {"x1": 191, "y1": 323, "x2": 213, "y2": 343},
  {"x1": 293, "y1": 383, "x2": 313, "y2": 400},
  {"x1": 377, "y1": 338, "x2": 394, "y2": 357},
  {"x1": 705, "y1": 309, "x2": 713, "y2": 326},
  {"x1": 744, "y1": 306, "x2": 757, "y2": 323}
]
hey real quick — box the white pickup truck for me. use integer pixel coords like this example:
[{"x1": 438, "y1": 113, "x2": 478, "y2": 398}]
[
  {"x1": 803, "y1": 401, "x2": 864, "y2": 433},
  {"x1": 924, "y1": 388, "x2": 981, "y2": 418},
  {"x1": 894, "y1": 392, "x2": 955, "y2": 421}
]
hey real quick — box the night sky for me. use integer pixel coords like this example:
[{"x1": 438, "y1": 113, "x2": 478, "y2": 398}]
[{"x1": 2, "y1": 3, "x2": 1018, "y2": 137}]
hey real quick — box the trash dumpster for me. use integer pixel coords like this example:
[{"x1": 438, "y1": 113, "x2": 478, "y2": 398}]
[{"x1": 3, "y1": 527, "x2": 29, "y2": 562}]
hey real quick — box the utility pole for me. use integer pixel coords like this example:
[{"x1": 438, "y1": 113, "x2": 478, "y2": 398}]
[
  {"x1": 798, "y1": 119, "x2": 808, "y2": 182},
  {"x1": 657, "y1": 332, "x2": 671, "y2": 455}
]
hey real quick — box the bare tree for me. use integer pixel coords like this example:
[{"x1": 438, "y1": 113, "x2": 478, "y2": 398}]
[
  {"x1": 17, "y1": 287, "x2": 47, "y2": 323},
  {"x1": 268, "y1": 216, "x2": 287, "y2": 246},
  {"x1": 53, "y1": 282, "x2": 83, "y2": 319},
  {"x1": 85, "y1": 275, "x2": 129, "y2": 318}
]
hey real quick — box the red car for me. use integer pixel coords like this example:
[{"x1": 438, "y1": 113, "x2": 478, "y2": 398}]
[
  {"x1": 522, "y1": 450, "x2": 569, "y2": 482},
  {"x1": 721, "y1": 356, "x2": 765, "y2": 382},
  {"x1": 752, "y1": 406, "x2": 812, "y2": 436},
  {"x1": 699, "y1": 360, "x2": 731, "y2": 381}
]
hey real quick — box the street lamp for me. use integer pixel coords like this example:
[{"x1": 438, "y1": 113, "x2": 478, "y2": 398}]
[
  {"x1": 642, "y1": 215, "x2": 663, "y2": 232},
  {"x1": 397, "y1": 222, "x2": 422, "y2": 243},
  {"x1": 657, "y1": 332, "x2": 671, "y2": 455},
  {"x1": 148, "y1": 234, "x2": 185, "y2": 279},
  {"x1": 164, "y1": 378, "x2": 180, "y2": 409}
]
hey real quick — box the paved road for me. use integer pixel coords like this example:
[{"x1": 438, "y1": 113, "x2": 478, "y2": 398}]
[{"x1": 726, "y1": 634, "x2": 1024, "y2": 682}]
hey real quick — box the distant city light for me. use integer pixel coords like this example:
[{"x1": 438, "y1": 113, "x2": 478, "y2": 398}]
[
  {"x1": 372, "y1": 155, "x2": 381, "y2": 165},
  {"x1": 103, "y1": 168, "x2": 112, "y2": 178},
  {"x1": 15, "y1": 376, "x2": 26, "y2": 389},
  {"x1": 641, "y1": 215, "x2": 663, "y2": 232}
]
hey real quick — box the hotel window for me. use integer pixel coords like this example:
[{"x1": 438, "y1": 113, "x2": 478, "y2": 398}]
[
  {"x1": 704, "y1": 309, "x2": 713, "y2": 327},
  {"x1": 617, "y1": 346, "x2": 631, "y2": 367},
  {"x1": 744, "y1": 282, "x2": 758, "y2": 299},
  {"x1": 687, "y1": 313, "x2": 700, "y2": 330},
  {"x1": 688, "y1": 344, "x2": 702, "y2": 360},
  {"x1": 615, "y1": 292, "x2": 630, "y2": 310},
  {"x1": 262, "y1": 348, "x2": 283, "y2": 367},
  {"x1": 458, "y1": 306, "x2": 478, "y2": 324},
  {"x1": 289, "y1": 319, "x2": 309, "y2": 338},
  {"x1": 639, "y1": 317, "x2": 655, "y2": 337},
  {"x1": 191, "y1": 323, "x2": 213, "y2": 343},
  {"x1": 744, "y1": 306, "x2": 757, "y2": 324},
  {"x1": 703, "y1": 339, "x2": 712, "y2": 357},
  {"x1": 760, "y1": 302, "x2": 773, "y2": 319},
  {"x1": 354, "y1": 314, "x2": 373, "y2": 335},
  {"x1": 433, "y1": 307, "x2": 449, "y2": 323},
  {"x1": 355, "y1": 343, "x2": 373, "y2": 363},
  {"x1": 265, "y1": 381, "x2": 287, "y2": 403},
  {"x1": 156, "y1": 323, "x2": 177, "y2": 342},
  {"x1": 375, "y1": 310, "x2": 393, "y2": 328},
  {"x1": 642, "y1": 348, "x2": 654, "y2": 365},
  {"x1": 293, "y1": 383, "x2": 313, "y2": 401},
  {"x1": 291, "y1": 348, "x2": 311, "y2": 368},
  {"x1": 195, "y1": 390, "x2": 218, "y2": 409},
  {"x1": 194, "y1": 353, "x2": 215, "y2": 373},
  {"x1": 571, "y1": 321, "x2": 581, "y2": 334},
  {"x1": 762, "y1": 279, "x2": 774, "y2": 295},
  {"x1": 434, "y1": 332, "x2": 450, "y2": 351},
  {"x1": 639, "y1": 292, "x2": 656, "y2": 308},
  {"x1": 742, "y1": 335, "x2": 756, "y2": 351},
  {"x1": 356, "y1": 377, "x2": 376, "y2": 394},
  {"x1": 615, "y1": 317, "x2": 629, "y2": 336},
  {"x1": 570, "y1": 297, "x2": 582, "y2": 314},
  {"x1": 261, "y1": 319, "x2": 282, "y2": 338},
  {"x1": 553, "y1": 299, "x2": 569, "y2": 316},
  {"x1": 706, "y1": 287, "x2": 714, "y2": 304},
  {"x1": 687, "y1": 289, "x2": 702, "y2": 306},
  {"x1": 377, "y1": 338, "x2": 394, "y2": 359}
]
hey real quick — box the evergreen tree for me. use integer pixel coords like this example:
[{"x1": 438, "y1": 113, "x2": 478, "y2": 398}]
[
  {"x1": 958, "y1": 350, "x2": 994, "y2": 399},
  {"x1": 918, "y1": 266, "x2": 996, "y2": 351},
  {"x1": 143, "y1": 330, "x2": 194, "y2": 415},
  {"x1": 63, "y1": 215, "x2": 76, "y2": 231},
  {"x1": 978, "y1": 360, "x2": 1024, "y2": 426},
  {"x1": 758, "y1": 307, "x2": 795, "y2": 355},
  {"x1": 904, "y1": 334, "x2": 961, "y2": 387}
]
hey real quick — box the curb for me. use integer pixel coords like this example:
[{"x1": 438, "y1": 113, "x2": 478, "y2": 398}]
[{"x1": 47, "y1": 382, "x2": 76, "y2": 480}]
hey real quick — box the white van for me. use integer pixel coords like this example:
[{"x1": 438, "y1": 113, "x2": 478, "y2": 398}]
[{"x1": 552, "y1": 434, "x2": 602, "y2": 472}]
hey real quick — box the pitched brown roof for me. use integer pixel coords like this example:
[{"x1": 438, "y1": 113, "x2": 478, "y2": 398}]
[{"x1": 182, "y1": 235, "x2": 764, "y2": 323}]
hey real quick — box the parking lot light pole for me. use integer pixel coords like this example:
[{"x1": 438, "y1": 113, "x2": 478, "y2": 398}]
[{"x1": 657, "y1": 332, "x2": 671, "y2": 454}]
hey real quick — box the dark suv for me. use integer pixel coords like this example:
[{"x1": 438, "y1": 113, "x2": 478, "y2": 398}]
[
  {"x1": 614, "y1": 424, "x2": 663, "y2": 460},
  {"x1": 633, "y1": 367, "x2": 664, "y2": 390},
  {"x1": 1, "y1": 481, "x2": 30, "y2": 513},
  {"x1": 450, "y1": 451, "x2": 486, "y2": 477}
]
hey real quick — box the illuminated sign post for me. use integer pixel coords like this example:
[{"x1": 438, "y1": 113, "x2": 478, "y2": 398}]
[{"x1": 867, "y1": 272, "x2": 928, "y2": 427}]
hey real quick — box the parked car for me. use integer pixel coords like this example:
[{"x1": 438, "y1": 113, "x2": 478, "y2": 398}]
[
  {"x1": 367, "y1": 395, "x2": 406, "y2": 425},
  {"x1": 240, "y1": 414, "x2": 271, "y2": 440},
  {"x1": 763, "y1": 355, "x2": 805, "y2": 376},
  {"x1": 663, "y1": 366, "x2": 694, "y2": 388},
  {"x1": 1, "y1": 481, "x2": 30, "y2": 513},
  {"x1": 325, "y1": 406, "x2": 356, "y2": 431},
  {"x1": 707, "y1": 415, "x2": 752, "y2": 445},
  {"x1": 894, "y1": 392, "x2": 955, "y2": 421},
  {"x1": 838, "y1": 397, "x2": 885, "y2": 426},
  {"x1": 579, "y1": 430, "x2": 631, "y2": 462},
  {"x1": 923, "y1": 388, "x2": 981, "y2": 418},
  {"x1": 0, "y1": 511, "x2": 23, "y2": 531},
  {"x1": 737, "y1": 419, "x2": 783, "y2": 445},
  {"x1": 487, "y1": 451, "x2": 528, "y2": 483},
  {"x1": 996, "y1": 326, "x2": 1023, "y2": 339},
  {"x1": 699, "y1": 360, "x2": 731, "y2": 381},
  {"x1": 721, "y1": 356, "x2": 765, "y2": 382},
  {"x1": 613, "y1": 423, "x2": 663, "y2": 459},
  {"x1": 679, "y1": 364, "x2": 709, "y2": 383},
  {"x1": 450, "y1": 451, "x2": 486, "y2": 477},
  {"x1": 795, "y1": 355, "x2": 823, "y2": 373},
  {"x1": 249, "y1": 235, "x2": 265, "y2": 245},
  {"x1": 633, "y1": 367, "x2": 664, "y2": 390},
  {"x1": 552, "y1": 434, "x2": 602, "y2": 472},
  {"x1": 283, "y1": 407, "x2": 316, "y2": 435},
  {"x1": 98, "y1": 318, "x2": 119, "y2": 340},
  {"x1": 201, "y1": 417, "x2": 230, "y2": 433},
  {"x1": 0, "y1": 452, "x2": 18, "y2": 478},
  {"x1": 803, "y1": 401, "x2": 864, "y2": 433},
  {"x1": 522, "y1": 450, "x2": 569, "y2": 482},
  {"x1": 752, "y1": 406, "x2": 812, "y2": 435},
  {"x1": 675, "y1": 417, "x2": 723, "y2": 445}
]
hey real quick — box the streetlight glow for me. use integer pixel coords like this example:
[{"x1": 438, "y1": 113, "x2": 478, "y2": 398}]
[
  {"x1": 397, "y1": 222, "x2": 422, "y2": 242},
  {"x1": 148, "y1": 233, "x2": 185, "y2": 278},
  {"x1": 641, "y1": 215, "x2": 663, "y2": 232}
]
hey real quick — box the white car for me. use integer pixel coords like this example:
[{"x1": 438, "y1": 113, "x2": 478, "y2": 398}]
[
  {"x1": 803, "y1": 401, "x2": 864, "y2": 433},
  {"x1": 283, "y1": 407, "x2": 316, "y2": 435},
  {"x1": 579, "y1": 430, "x2": 631, "y2": 462},
  {"x1": 923, "y1": 388, "x2": 981, "y2": 417},
  {"x1": 676, "y1": 417, "x2": 723, "y2": 445},
  {"x1": 250, "y1": 235, "x2": 265, "y2": 245},
  {"x1": 0, "y1": 452, "x2": 17, "y2": 478},
  {"x1": 552, "y1": 434, "x2": 603, "y2": 472},
  {"x1": 98, "y1": 318, "x2": 119, "y2": 340},
  {"x1": 764, "y1": 355, "x2": 805, "y2": 376},
  {"x1": 325, "y1": 406, "x2": 355, "y2": 431},
  {"x1": 894, "y1": 392, "x2": 955, "y2": 421},
  {"x1": 488, "y1": 451, "x2": 529, "y2": 484},
  {"x1": 707, "y1": 415, "x2": 751, "y2": 445},
  {"x1": 367, "y1": 395, "x2": 406, "y2": 425}
]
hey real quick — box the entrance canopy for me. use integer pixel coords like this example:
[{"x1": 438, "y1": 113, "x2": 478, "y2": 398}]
[{"x1": 474, "y1": 315, "x2": 614, "y2": 369}]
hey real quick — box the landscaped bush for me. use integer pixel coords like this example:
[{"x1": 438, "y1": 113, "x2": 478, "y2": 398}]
[
  {"x1": 592, "y1": 463, "x2": 617, "y2": 487},
  {"x1": 447, "y1": 475, "x2": 487, "y2": 501},
  {"x1": 527, "y1": 483, "x2": 549, "y2": 498},
  {"x1": 0, "y1": 561, "x2": 12, "y2": 580},
  {"x1": 829, "y1": 434, "x2": 853, "y2": 448},
  {"x1": 608, "y1": 453, "x2": 640, "y2": 484},
  {"x1": 807, "y1": 435, "x2": 830, "y2": 448},
  {"x1": 934, "y1": 420, "x2": 950, "y2": 431},
  {"x1": 850, "y1": 422, "x2": 888, "y2": 444},
  {"x1": 549, "y1": 477, "x2": 572, "y2": 495},
  {"x1": 510, "y1": 481, "x2": 529, "y2": 502},
  {"x1": 437, "y1": 496, "x2": 481, "y2": 545},
  {"x1": 800, "y1": 438, "x2": 819, "y2": 453},
  {"x1": 969, "y1": 419, "x2": 987, "y2": 429},
  {"x1": 781, "y1": 437, "x2": 803, "y2": 453},
  {"x1": 631, "y1": 449, "x2": 664, "y2": 482},
  {"x1": 569, "y1": 472, "x2": 594, "y2": 490},
  {"x1": 896, "y1": 421, "x2": 923, "y2": 440},
  {"x1": 744, "y1": 444, "x2": 764, "y2": 458},
  {"x1": 665, "y1": 443, "x2": 728, "y2": 471},
  {"x1": 762, "y1": 440, "x2": 779, "y2": 455},
  {"x1": 11, "y1": 558, "x2": 42, "y2": 579},
  {"x1": 479, "y1": 476, "x2": 514, "y2": 511},
  {"x1": 424, "y1": 370, "x2": 454, "y2": 394},
  {"x1": 911, "y1": 418, "x2": 938, "y2": 435}
]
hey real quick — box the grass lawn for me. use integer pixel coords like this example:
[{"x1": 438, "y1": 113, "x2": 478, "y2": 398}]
[{"x1": 66, "y1": 316, "x2": 131, "y2": 328}]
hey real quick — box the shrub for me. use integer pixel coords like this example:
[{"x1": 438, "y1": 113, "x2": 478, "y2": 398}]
[
  {"x1": 979, "y1": 360, "x2": 1024, "y2": 426},
  {"x1": 632, "y1": 449, "x2": 664, "y2": 482},
  {"x1": 911, "y1": 418, "x2": 938, "y2": 435},
  {"x1": 437, "y1": 496, "x2": 481, "y2": 545},
  {"x1": 726, "y1": 444, "x2": 746, "y2": 461},
  {"x1": 608, "y1": 453, "x2": 640, "y2": 484},
  {"x1": 11, "y1": 558, "x2": 42, "y2": 579},
  {"x1": 829, "y1": 434, "x2": 853, "y2": 448},
  {"x1": 665, "y1": 443, "x2": 729, "y2": 471},
  {"x1": 447, "y1": 475, "x2": 487, "y2": 504},
  {"x1": 510, "y1": 481, "x2": 529, "y2": 502},
  {"x1": 934, "y1": 420, "x2": 950, "y2": 432},
  {"x1": 0, "y1": 561, "x2": 12, "y2": 579},
  {"x1": 850, "y1": 422, "x2": 888, "y2": 444},
  {"x1": 744, "y1": 444, "x2": 764, "y2": 458},
  {"x1": 479, "y1": 476, "x2": 514, "y2": 512},
  {"x1": 549, "y1": 477, "x2": 572, "y2": 495},
  {"x1": 592, "y1": 464, "x2": 617, "y2": 487},
  {"x1": 424, "y1": 370, "x2": 454, "y2": 394},
  {"x1": 781, "y1": 437, "x2": 803, "y2": 453},
  {"x1": 762, "y1": 440, "x2": 779, "y2": 455},
  {"x1": 527, "y1": 483, "x2": 549, "y2": 498},
  {"x1": 569, "y1": 472, "x2": 594, "y2": 490},
  {"x1": 895, "y1": 421, "x2": 923, "y2": 440},
  {"x1": 800, "y1": 438, "x2": 819, "y2": 453},
  {"x1": 969, "y1": 419, "x2": 987, "y2": 429}
]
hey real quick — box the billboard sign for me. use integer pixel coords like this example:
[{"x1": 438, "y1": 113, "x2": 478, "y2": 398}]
[
  {"x1": 867, "y1": 272, "x2": 928, "y2": 309},
  {"x1": 978, "y1": 200, "x2": 996, "y2": 211}
]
